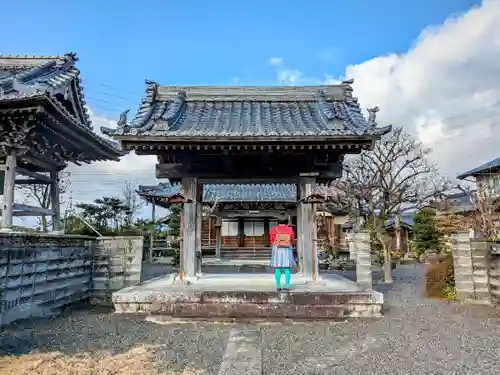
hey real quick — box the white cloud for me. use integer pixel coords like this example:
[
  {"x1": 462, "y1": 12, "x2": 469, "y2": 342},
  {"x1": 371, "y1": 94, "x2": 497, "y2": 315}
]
[
  {"x1": 65, "y1": 110, "x2": 166, "y2": 219},
  {"x1": 340, "y1": 0, "x2": 500, "y2": 178},
  {"x1": 269, "y1": 57, "x2": 324, "y2": 85},
  {"x1": 267, "y1": 1, "x2": 500, "y2": 179},
  {"x1": 268, "y1": 57, "x2": 303, "y2": 85},
  {"x1": 268, "y1": 57, "x2": 283, "y2": 66}
]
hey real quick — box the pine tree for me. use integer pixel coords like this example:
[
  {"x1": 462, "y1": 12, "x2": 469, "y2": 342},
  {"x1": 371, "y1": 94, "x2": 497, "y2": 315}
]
[{"x1": 413, "y1": 208, "x2": 441, "y2": 255}]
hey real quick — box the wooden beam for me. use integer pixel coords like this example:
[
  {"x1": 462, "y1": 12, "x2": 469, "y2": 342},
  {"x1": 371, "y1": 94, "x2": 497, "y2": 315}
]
[
  {"x1": 264, "y1": 217, "x2": 270, "y2": 247},
  {"x1": 21, "y1": 155, "x2": 61, "y2": 172},
  {"x1": 156, "y1": 163, "x2": 326, "y2": 180},
  {"x1": 50, "y1": 171, "x2": 61, "y2": 231},
  {"x1": 16, "y1": 168, "x2": 54, "y2": 183},
  {"x1": 181, "y1": 177, "x2": 197, "y2": 278},
  {"x1": 238, "y1": 218, "x2": 244, "y2": 247},
  {"x1": 296, "y1": 176, "x2": 316, "y2": 279},
  {"x1": 15, "y1": 179, "x2": 50, "y2": 185},
  {"x1": 156, "y1": 167, "x2": 340, "y2": 183},
  {"x1": 195, "y1": 182, "x2": 203, "y2": 275},
  {"x1": 220, "y1": 210, "x2": 290, "y2": 219},
  {"x1": 13, "y1": 203, "x2": 54, "y2": 216}
]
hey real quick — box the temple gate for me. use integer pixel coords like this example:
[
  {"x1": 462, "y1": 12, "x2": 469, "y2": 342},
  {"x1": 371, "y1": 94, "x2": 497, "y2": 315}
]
[{"x1": 102, "y1": 82, "x2": 390, "y2": 280}]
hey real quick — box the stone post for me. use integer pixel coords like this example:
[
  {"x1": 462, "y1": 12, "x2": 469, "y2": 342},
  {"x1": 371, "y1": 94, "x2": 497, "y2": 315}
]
[
  {"x1": 346, "y1": 232, "x2": 356, "y2": 260},
  {"x1": 297, "y1": 174, "x2": 316, "y2": 279},
  {"x1": 1, "y1": 149, "x2": 17, "y2": 231},
  {"x1": 355, "y1": 231, "x2": 372, "y2": 289},
  {"x1": 451, "y1": 233, "x2": 475, "y2": 302},
  {"x1": 470, "y1": 240, "x2": 491, "y2": 303}
]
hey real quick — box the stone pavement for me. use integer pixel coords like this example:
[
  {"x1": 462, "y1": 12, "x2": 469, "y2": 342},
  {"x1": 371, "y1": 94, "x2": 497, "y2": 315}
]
[{"x1": 3, "y1": 264, "x2": 500, "y2": 374}]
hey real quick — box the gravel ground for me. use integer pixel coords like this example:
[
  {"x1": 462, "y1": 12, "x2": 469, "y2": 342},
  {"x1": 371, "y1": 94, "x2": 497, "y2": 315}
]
[{"x1": 3, "y1": 264, "x2": 500, "y2": 374}]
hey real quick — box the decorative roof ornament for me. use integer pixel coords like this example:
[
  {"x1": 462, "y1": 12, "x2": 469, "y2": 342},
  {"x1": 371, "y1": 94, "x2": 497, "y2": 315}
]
[
  {"x1": 117, "y1": 109, "x2": 130, "y2": 127},
  {"x1": 317, "y1": 90, "x2": 335, "y2": 120},
  {"x1": 63, "y1": 52, "x2": 78, "y2": 62},
  {"x1": 367, "y1": 106, "x2": 380, "y2": 126},
  {"x1": 145, "y1": 79, "x2": 158, "y2": 102},
  {"x1": 153, "y1": 90, "x2": 187, "y2": 131}
]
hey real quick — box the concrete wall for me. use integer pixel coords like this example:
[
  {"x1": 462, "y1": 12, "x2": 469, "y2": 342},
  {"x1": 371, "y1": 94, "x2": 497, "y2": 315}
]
[
  {"x1": 0, "y1": 233, "x2": 144, "y2": 327},
  {"x1": 0, "y1": 233, "x2": 94, "y2": 326},
  {"x1": 91, "y1": 236, "x2": 143, "y2": 305}
]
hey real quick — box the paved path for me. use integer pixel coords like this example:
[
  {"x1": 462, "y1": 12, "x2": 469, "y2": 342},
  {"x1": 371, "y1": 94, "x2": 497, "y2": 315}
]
[{"x1": 3, "y1": 264, "x2": 500, "y2": 374}]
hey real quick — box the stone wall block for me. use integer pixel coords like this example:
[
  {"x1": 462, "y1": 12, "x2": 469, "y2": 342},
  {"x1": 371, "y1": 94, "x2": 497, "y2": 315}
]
[
  {"x1": 354, "y1": 231, "x2": 372, "y2": 290},
  {"x1": 90, "y1": 236, "x2": 144, "y2": 306},
  {"x1": 0, "y1": 233, "x2": 94, "y2": 327}
]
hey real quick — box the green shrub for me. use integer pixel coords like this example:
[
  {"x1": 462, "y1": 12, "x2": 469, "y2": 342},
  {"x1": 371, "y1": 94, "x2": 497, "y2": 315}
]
[{"x1": 425, "y1": 253, "x2": 456, "y2": 299}]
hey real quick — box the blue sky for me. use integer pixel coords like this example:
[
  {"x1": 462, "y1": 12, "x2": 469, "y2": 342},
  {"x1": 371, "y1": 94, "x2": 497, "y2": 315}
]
[{"x1": 3, "y1": 0, "x2": 480, "y2": 119}]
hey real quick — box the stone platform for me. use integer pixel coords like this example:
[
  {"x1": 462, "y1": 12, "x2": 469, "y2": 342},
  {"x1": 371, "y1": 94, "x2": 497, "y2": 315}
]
[{"x1": 113, "y1": 273, "x2": 383, "y2": 319}]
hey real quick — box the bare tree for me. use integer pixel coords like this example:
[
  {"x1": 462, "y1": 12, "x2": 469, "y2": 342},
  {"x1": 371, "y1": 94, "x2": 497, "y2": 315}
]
[
  {"x1": 340, "y1": 127, "x2": 448, "y2": 283},
  {"x1": 453, "y1": 184, "x2": 500, "y2": 240},
  {"x1": 121, "y1": 181, "x2": 143, "y2": 226},
  {"x1": 16, "y1": 172, "x2": 70, "y2": 232}
]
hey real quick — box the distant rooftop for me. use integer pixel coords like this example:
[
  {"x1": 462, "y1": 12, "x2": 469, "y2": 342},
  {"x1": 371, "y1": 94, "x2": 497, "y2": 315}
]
[
  {"x1": 457, "y1": 156, "x2": 500, "y2": 179},
  {"x1": 137, "y1": 182, "x2": 341, "y2": 204}
]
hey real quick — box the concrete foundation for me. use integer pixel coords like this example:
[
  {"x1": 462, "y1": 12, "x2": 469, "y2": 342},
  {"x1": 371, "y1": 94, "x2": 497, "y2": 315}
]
[{"x1": 112, "y1": 273, "x2": 383, "y2": 319}]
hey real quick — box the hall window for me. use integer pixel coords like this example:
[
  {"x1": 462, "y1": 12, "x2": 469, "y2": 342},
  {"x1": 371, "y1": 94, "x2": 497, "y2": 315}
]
[
  {"x1": 221, "y1": 219, "x2": 239, "y2": 236},
  {"x1": 245, "y1": 220, "x2": 265, "y2": 236}
]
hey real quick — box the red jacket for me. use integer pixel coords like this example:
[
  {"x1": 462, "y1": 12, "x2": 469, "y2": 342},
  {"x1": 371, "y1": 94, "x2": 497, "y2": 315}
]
[{"x1": 270, "y1": 224, "x2": 295, "y2": 246}]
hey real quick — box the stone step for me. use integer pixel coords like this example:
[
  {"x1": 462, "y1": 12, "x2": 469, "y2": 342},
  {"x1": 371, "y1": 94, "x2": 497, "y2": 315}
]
[
  {"x1": 114, "y1": 290, "x2": 382, "y2": 318},
  {"x1": 149, "y1": 302, "x2": 347, "y2": 319}
]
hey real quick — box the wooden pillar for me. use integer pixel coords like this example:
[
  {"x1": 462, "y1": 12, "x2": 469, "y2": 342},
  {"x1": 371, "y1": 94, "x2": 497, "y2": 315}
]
[
  {"x1": 195, "y1": 183, "x2": 203, "y2": 275},
  {"x1": 50, "y1": 171, "x2": 61, "y2": 232},
  {"x1": 181, "y1": 177, "x2": 197, "y2": 278},
  {"x1": 151, "y1": 199, "x2": 156, "y2": 221},
  {"x1": 264, "y1": 217, "x2": 270, "y2": 247},
  {"x1": 1, "y1": 149, "x2": 17, "y2": 231},
  {"x1": 296, "y1": 175, "x2": 316, "y2": 279},
  {"x1": 238, "y1": 218, "x2": 244, "y2": 247},
  {"x1": 215, "y1": 215, "x2": 222, "y2": 258}
]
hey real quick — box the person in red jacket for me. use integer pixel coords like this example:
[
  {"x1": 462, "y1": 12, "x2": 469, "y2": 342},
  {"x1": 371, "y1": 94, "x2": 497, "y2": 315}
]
[{"x1": 270, "y1": 219, "x2": 295, "y2": 292}]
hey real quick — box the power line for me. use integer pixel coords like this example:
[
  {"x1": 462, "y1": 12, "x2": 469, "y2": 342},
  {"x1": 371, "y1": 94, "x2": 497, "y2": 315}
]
[{"x1": 77, "y1": 78, "x2": 500, "y2": 126}]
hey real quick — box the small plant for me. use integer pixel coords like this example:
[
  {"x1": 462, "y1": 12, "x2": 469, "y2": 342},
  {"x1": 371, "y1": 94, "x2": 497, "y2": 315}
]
[{"x1": 425, "y1": 253, "x2": 456, "y2": 299}]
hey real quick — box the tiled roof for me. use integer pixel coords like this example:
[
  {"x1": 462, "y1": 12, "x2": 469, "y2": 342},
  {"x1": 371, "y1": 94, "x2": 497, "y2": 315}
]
[
  {"x1": 385, "y1": 214, "x2": 415, "y2": 228},
  {"x1": 0, "y1": 54, "x2": 89, "y2": 123},
  {"x1": 457, "y1": 156, "x2": 500, "y2": 179},
  {"x1": 0, "y1": 53, "x2": 124, "y2": 157},
  {"x1": 443, "y1": 192, "x2": 475, "y2": 213},
  {"x1": 137, "y1": 182, "x2": 340, "y2": 203},
  {"x1": 101, "y1": 81, "x2": 392, "y2": 138}
]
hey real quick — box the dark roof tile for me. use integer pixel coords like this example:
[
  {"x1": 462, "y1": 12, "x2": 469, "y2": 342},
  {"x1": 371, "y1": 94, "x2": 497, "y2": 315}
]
[
  {"x1": 0, "y1": 53, "x2": 124, "y2": 157},
  {"x1": 102, "y1": 83, "x2": 391, "y2": 138},
  {"x1": 137, "y1": 182, "x2": 339, "y2": 203},
  {"x1": 457, "y1": 156, "x2": 500, "y2": 179}
]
